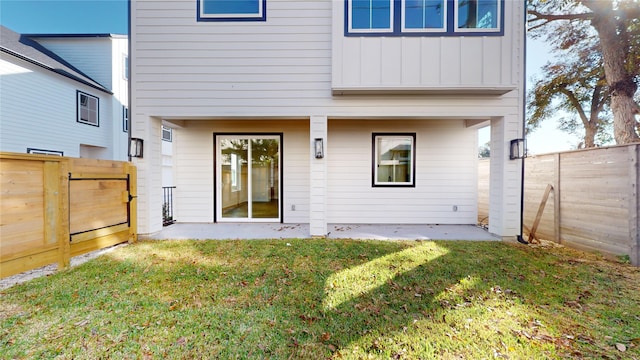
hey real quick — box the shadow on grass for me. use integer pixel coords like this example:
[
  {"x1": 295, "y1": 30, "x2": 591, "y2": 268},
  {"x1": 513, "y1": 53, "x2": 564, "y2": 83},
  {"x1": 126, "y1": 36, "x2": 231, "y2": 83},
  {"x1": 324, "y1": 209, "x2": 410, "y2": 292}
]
[{"x1": 1, "y1": 239, "x2": 635, "y2": 359}]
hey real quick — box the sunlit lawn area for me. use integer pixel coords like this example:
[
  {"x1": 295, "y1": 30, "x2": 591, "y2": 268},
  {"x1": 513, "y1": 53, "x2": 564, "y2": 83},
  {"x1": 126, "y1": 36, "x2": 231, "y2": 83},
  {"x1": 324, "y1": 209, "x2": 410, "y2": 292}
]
[{"x1": 1, "y1": 239, "x2": 639, "y2": 359}]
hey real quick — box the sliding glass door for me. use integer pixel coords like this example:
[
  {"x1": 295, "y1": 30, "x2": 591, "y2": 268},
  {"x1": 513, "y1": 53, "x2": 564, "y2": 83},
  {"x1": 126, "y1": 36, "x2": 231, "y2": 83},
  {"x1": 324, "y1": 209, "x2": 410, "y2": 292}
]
[{"x1": 216, "y1": 135, "x2": 280, "y2": 221}]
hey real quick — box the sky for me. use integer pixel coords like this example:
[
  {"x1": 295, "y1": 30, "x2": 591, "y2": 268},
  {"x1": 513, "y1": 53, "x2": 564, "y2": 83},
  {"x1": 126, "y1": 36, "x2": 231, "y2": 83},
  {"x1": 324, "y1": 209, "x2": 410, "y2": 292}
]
[
  {"x1": 0, "y1": 0, "x2": 128, "y2": 35},
  {"x1": 0, "y1": 0, "x2": 577, "y2": 155}
]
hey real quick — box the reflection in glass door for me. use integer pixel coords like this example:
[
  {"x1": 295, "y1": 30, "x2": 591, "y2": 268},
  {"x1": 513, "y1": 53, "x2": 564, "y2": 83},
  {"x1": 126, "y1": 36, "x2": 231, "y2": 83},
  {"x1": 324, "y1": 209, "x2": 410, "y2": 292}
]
[{"x1": 217, "y1": 135, "x2": 280, "y2": 221}]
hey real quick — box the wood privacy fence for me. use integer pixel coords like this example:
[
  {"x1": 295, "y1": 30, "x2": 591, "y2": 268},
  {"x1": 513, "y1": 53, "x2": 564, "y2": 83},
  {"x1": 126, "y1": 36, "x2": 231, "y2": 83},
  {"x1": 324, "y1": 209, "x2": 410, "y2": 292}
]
[
  {"x1": 478, "y1": 144, "x2": 640, "y2": 266},
  {"x1": 0, "y1": 153, "x2": 137, "y2": 279}
]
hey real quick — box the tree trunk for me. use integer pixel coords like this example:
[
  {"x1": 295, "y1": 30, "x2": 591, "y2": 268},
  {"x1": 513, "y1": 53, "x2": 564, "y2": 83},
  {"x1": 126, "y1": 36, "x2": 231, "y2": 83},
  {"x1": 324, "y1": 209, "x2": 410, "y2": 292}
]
[
  {"x1": 583, "y1": 119, "x2": 597, "y2": 148},
  {"x1": 585, "y1": 0, "x2": 640, "y2": 144}
]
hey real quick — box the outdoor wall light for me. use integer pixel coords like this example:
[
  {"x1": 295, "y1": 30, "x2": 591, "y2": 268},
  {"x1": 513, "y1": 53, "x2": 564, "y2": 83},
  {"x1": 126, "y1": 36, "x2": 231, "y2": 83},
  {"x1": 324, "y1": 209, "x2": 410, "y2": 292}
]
[
  {"x1": 130, "y1": 138, "x2": 144, "y2": 158},
  {"x1": 510, "y1": 138, "x2": 526, "y2": 160},
  {"x1": 314, "y1": 138, "x2": 324, "y2": 159}
]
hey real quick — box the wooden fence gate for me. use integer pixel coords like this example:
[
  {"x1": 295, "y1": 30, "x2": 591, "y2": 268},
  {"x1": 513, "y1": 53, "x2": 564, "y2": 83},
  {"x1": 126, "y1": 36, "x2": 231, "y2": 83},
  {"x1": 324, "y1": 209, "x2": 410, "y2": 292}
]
[{"x1": 0, "y1": 153, "x2": 137, "y2": 279}]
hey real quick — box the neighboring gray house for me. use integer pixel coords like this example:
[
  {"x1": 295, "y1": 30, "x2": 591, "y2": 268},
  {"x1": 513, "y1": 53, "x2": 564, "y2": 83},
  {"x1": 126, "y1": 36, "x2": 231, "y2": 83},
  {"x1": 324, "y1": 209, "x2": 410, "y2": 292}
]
[
  {"x1": 130, "y1": 0, "x2": 525, "y2": 239},
  {"x1": 0, "y1": 26, "x2": 129, "y2": 160}
]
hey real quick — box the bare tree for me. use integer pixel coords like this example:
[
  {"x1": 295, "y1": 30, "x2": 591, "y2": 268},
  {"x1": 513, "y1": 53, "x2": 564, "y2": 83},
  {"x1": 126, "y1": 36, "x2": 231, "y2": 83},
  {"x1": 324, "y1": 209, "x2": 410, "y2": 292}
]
[{"x1": 528, "y1": 0, "x2": 640, "y2": 145}]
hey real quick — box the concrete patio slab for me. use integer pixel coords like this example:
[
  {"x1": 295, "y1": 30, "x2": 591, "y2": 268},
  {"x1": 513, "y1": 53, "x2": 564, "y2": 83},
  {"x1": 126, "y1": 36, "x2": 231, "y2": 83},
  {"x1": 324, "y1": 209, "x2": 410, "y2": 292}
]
[{"x1": 144, "y1": 223, "x2": 500, "y2": 241}]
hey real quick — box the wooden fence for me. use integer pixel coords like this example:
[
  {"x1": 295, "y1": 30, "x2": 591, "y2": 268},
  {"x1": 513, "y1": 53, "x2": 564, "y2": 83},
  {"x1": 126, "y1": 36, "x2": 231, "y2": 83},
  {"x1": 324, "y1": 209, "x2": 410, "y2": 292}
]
[
  {"x1": 0, "y1": 153, "x2": 137, "y2": 279},
  {"x1": 478, "y1": 144, "x2": 640, "y2": 266}
]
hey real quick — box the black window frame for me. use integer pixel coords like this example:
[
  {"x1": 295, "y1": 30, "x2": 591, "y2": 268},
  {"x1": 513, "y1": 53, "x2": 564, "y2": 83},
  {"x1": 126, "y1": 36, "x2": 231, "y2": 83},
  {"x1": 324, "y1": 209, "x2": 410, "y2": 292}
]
[
  {"x1": 76, "y1": 90, "x2": 99, "y2": 127},
  {"x1": 372, "y1": 132, "x2": 417, "y2": 187}
]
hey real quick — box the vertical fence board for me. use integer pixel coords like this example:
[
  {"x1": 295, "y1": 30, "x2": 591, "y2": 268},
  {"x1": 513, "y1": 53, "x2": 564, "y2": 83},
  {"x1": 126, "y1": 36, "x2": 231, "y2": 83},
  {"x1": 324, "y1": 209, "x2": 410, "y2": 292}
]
[
  {"x1": 630, "y1": 145, "x2": 640, "y2": 266},
  {"x1": 1, "y1": 153, "x2": 136, "y2": 279}
]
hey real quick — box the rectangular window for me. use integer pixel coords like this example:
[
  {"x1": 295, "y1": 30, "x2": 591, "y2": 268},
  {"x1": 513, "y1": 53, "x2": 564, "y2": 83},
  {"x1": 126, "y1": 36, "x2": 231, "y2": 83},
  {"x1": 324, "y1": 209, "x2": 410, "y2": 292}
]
[
  {"x1": 123, "y1": 106, "x2": 129, "y2": 132},
  {"x1": 345, "y1": 0, "x2": 502, "y2": 36},
  {"x1": 123, "y1": 55, "x2": 129, "y2": 80},
  {"x1": 372, "y1": 133, "x2": 416, "y2": 187},
  {"x1": 77, "y1": 91, "x2": 99, "y2": 126},
  {"x1": 198, "y1": 0, "x2": 266, "y2": 21},
  {"x1": 402, "y1": 0, "x2": 446, "y2": 32},
  {"x1": 456, "y1": 0, "x2": 499, "y2": 31},
  {"x1": 162, "y1": 126, "x2": 172, "y2": 142},
  {"x1": 349, "y1": 0, "x2": 393, "y2": 32},
  {"x1": 27, "y1": 148, "x2": 63, "y2": 156}
]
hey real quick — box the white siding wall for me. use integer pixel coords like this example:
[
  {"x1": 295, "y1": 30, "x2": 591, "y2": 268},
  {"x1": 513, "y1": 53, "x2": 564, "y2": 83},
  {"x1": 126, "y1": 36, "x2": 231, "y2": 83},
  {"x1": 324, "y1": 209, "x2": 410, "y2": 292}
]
[
  {"x1": 332, "y1": 1, "x2": 522, "y2": 91},
  {"x1": 33, "y1": 37, "x2": 114, "y2": 89},
  {"x1": 130, "y1": 0, "x2": 525, "y2": 237},
  {"x1": 0, "y1": 55, "x2": 113, "y2": 158},
  {"x1": 169, "y1": 120, "x2": 309, "y2": 224},
  {"x1": 110, "y1": 37, "x2": 130, "y2": 161},
  {"x1": 328, "y1": 120, "x2": 478, "y2": 224}
]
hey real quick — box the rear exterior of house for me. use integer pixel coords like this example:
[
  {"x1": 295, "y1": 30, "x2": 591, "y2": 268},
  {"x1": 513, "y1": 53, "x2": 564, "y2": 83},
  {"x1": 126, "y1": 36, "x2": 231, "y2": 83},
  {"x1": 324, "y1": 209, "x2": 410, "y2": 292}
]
[
  {"x1": 130, "y1": 0, "x2": 525, "y2": 239},
  {"x1": 0, "y1": 27, "x2": 129, "y2": 160}
]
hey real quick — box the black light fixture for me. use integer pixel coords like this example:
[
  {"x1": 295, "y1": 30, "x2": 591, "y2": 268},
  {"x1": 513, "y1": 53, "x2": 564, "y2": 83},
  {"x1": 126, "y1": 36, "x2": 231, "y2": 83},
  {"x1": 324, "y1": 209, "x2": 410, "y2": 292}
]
[
  {"x1": 314, "y1": 138, "x2": 324, "y2": 159},
  {"x1": 130, "y1": 138, "x2": 144, "y2": 158},
  {"x1": 509, "y1": 138, "x2": 525, "y2": 160}
]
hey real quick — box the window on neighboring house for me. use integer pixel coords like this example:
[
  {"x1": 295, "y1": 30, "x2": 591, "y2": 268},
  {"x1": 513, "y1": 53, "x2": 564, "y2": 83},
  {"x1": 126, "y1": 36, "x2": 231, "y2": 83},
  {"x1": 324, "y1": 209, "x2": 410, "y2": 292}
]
[
  {"x1": 198, "y1": 0, "x2": 266, "y2": 21},
  {"x1": 162, "y1": 126, "x2": 172, "y2": 142},
  {"x1": 77, "y1": 91, "x2": 99, "y2": 126},
  {"x1": 230, "y1": 153, "x2": 242, "y2": 192},
  {"x1": 372, "y1": 133, "x2": 416, "y2": 187},
  {"x1": 27, "y1": 148, "x2": 63, "y2": 156},
  {"x1": 346, "y1": 0, "x2": 502, "y2": 36},
  {"x1": 123, "y1": 55, "x2": 129, "y2": 80},
  {"x1": 123, "y1": 106, "x2": 129, "y2": 132}
]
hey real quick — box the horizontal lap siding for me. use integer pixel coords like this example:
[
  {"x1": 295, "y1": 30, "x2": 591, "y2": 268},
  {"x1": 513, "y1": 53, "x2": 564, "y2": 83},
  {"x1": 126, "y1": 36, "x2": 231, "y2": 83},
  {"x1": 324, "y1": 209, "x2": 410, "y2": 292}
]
[
  {"x1": 0, "y1": 57, "x2": 112, "y2": 156},
  {"x1": 132, "y1": 1, "x2": 521, "y2": 117},
  {"x1": 327, "y1": 120, "x2": 477, "y2": 224},
  {"x1": 173, "y1": 120, "x2": 309, "y2": 223}
]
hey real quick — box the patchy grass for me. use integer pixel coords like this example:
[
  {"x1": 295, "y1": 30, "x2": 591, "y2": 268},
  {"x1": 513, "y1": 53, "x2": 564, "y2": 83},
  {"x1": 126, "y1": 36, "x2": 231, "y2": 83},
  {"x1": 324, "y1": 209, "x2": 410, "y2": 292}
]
[{"x1": 1, "y1": 239, "x2": 639, "y2": 359}]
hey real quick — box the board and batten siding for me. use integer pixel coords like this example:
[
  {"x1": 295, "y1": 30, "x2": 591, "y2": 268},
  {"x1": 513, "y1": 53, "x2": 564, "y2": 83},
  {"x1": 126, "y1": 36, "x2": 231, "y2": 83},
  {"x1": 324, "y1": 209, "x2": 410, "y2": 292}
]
[
  {"x1": 170, "y1": 120, "x2": 310, "y2": 224},
  {"x1": 332, "y1": 1, "x2": 522, "y2": 91},
  {"x1": 131, "y1": 0, "x2": 523, "y2": 117},
  {"x1": 327, "y1": 120, "x2": 478, "y2": 224},
  {"x1": 0, "y1": 55, "x2": 113, "y2": 157}
]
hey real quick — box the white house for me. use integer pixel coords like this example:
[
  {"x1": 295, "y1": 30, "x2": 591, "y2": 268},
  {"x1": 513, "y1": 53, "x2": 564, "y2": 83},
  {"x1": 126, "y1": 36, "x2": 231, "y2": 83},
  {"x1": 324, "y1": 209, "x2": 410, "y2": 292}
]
[
  {"x1": 130, "y1": 0, "x2": 525, "y2": 239},
  {"x1": 0, "y1": 26, "x2": 129, "y2": 160}
]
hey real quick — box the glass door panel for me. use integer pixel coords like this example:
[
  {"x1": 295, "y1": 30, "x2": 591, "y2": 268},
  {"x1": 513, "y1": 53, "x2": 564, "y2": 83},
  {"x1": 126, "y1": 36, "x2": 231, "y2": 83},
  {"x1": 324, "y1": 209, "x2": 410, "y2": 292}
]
[
  {"x1": 251, "y1": 138, "x2": 279, "y2": 218},
  {"x1": 217, "y1": 135, "x2": 280, "y2": 221}
]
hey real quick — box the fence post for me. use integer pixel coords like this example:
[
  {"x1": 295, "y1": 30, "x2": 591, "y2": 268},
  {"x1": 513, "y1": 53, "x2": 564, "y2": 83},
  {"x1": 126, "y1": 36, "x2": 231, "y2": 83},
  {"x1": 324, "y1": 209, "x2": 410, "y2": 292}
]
[
  {"x1": 554, "y1": 153, "x2": 561, "y2": 244},
  {"x1": 50, "y1": 159, "x2": 70, "y2": 271},
  {"x1": 629, "y1": 145, "x2": 639, "y2": 266},
  {"x1": 127, "y1": 163, "x2": 138, "y2": 243}
]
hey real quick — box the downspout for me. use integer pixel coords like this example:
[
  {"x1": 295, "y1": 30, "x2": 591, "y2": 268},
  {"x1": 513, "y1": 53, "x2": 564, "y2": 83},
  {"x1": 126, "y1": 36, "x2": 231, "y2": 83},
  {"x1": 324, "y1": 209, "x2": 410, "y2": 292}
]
[
  {"x1": 127, "y1": 0, "x2": 132, "y2": 162},
  {"x1": 517, "y1": 0, "x2": 528, "y2": 245}
]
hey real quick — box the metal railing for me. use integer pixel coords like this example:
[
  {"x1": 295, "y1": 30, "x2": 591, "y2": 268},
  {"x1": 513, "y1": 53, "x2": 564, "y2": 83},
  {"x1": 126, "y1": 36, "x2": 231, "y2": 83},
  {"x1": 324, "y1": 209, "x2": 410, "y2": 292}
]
[{"x1": 162, "y1": 186, "x2": 176, "y2": 226}]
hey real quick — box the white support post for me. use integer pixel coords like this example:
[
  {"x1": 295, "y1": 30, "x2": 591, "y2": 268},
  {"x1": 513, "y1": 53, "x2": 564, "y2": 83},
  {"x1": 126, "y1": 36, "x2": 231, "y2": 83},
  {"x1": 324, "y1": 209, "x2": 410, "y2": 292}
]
[
  {"x1": 489, "y1": 115, "x2": 522, "y2": 240},
  {"x1": 131, "y1": 114, "x2": 164, "y2": 236},
  {"x1": 310, "y1": 115, "x2": 328, "y2": 237}
]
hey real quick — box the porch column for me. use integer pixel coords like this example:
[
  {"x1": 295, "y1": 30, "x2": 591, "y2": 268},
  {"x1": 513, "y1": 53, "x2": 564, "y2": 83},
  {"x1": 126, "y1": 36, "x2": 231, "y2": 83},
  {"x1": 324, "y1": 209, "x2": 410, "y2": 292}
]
[
  {"x1": 310, "y1": 115, "x2": 328, "y2": 236},
  {"x1": 132, "y1": 114, "x2": 163, "y2": 235},
  {"x1": 489, "y1": 115, "x2": 523, "y2": 240}
]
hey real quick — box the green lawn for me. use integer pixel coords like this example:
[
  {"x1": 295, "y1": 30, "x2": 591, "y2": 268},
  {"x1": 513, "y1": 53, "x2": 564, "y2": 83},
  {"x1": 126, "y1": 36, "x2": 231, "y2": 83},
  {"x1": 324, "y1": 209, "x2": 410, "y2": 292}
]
[{"x1": 1, "y1": 239, "x2": 639, "y2": 359}]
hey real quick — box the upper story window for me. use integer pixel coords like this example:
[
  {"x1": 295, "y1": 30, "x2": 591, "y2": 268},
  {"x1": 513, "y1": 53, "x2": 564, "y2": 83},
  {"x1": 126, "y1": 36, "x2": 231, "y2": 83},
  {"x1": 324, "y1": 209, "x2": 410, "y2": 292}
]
[
  {"x1": 197, "y1": 0, "x2": 266, "y2": 22},
  {"x1": 77, "y1": 91, "x2": 99, "y2": 127},
  {"x1": 123, "y1": 106, "x2": 129, "y2": 132},
  {"x1": 123, "y1": 55, "x2": 129, "y2": 80},
  {"x1": 162, "y1": 126, "x2": 173, "y2": 142},
  {"x1": 346, "y1": 0, "x2": 502, "y2": 36}
]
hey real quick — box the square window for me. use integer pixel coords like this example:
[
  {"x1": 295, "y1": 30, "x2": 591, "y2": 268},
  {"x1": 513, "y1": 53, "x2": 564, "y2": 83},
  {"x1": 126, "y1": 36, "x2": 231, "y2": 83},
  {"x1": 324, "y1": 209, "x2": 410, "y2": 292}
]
[
  {"x1": 76, "y1": 91, "x2": 99, "y2": 126},
  {"x1": 162, "y1": 126, "x2": 173, "y2": 142},
  {"x1": 349, "y1": 0, "x2": 393, "y2": 32},
  {"x1": 456, "y1": 0, "x2": 499, "y2": 31},
  {"x1": 402, "y1": 0, "x2": 446, "y2": 32},
  {"x1": 198, "y1": 0, "x2": 266, "y2": 21},
  {"x1": 372, "y1": 133, "x2": 416, "y2": 187}
]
